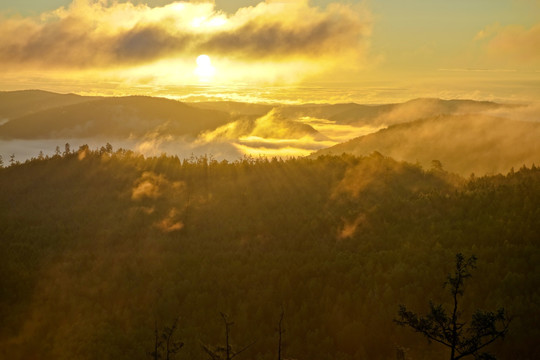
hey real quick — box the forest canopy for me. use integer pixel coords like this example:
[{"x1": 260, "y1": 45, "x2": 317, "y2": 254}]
[{"x1": 0, "y1": 146, "x2": 538, "y2": 360}]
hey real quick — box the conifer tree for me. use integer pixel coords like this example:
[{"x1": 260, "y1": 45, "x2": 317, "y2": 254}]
[{"x1": 395, "y1": 254, "x2": 510, "y2": 360}]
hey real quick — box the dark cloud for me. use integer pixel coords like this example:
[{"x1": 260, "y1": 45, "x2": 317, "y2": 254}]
[
  {"x1": 0, "y1": 0, "x2": 370, "y2": 69},
  {"x1": 1, "y1": 20, "x2": 189, "y2": 68},
  {"x1": 201, "y1": 10, "x2": 365, "y2": 58},
  {"x1": 114, "y1": 26, "x2": 191, "y2": 63}
]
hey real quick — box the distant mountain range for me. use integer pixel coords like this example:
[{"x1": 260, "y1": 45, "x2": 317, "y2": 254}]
[
  {"x1": 0, "y1": 90, "x2": 93, "y2": 120},
  {"x1": 190, "y1": 97, "x2": 511, "y2": 126},
  {"x1": 0, "y1": 92, "x2": 231, "y2": 139},
  {"x1": 1, "y1": 90, "x2": 537, "y2": 175},
  {"x1": 268, "y1": 98, "x2": 510, "y2": 126}
]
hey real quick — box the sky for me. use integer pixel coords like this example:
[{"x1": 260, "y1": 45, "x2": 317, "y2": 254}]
[{"x1": 0, "y1": 0, "x2": 539, "y2": 103}]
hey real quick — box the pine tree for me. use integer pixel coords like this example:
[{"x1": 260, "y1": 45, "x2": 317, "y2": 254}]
[{"x1": 395, "y1": 254, "x2": 510, "y2": 360}]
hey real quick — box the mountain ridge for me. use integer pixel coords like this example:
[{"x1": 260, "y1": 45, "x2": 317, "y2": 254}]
[
  {"x1": 312, "y1": 113, "x2": 540, "y2": 175},
  {"x1": 0, "y1": 95, "x2": 233, "y2": 139}
]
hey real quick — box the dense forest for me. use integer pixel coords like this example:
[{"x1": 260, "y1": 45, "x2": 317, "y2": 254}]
[{"x1": 0, "y1": 146, "x2": 538, "y2": 360}]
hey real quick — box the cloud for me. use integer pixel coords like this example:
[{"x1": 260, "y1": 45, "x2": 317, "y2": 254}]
[
  {"x1": 130, "y1": 171, "x2": 186, "y2": 232},
  {"x1": 201, "y1": 109, "x2": 325, "y2": 141},
  {"x1": 131, "y1": 171, "x2": 168, "y2": 200},
  {"x1": 483, "y1": 101, "x2": 540, "y2": 123},
  {"x1": 202, "y1": 1, "x2": 369, "y2": 59},
  {"x1": 0, "y1": 0, "x2": 371, "y2": 70},
  {"x1": 134, "y1": 131, "x2": 174, "y2": 156},
  {"x1": 197, "y1": 108, "x2": 340, "y2": 157},
  {"x1": 338, "y1": 213, "x2": 367, "y2": 239},
  {"x1": 155, "y1": 208, "x2": 184, "y2": 232},
  {"x1": 476, "y1": 23, "x2": 540, "y2": 63},
  {"x1": 131, "y1": 171, "x2": 185, "y2": 200}
]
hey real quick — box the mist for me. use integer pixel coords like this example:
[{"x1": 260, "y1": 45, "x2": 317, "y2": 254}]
[
  {"x1": 2, "y1": 149, "x2": 537, "y2": 359},
  {"x1": 1, "y1": 0, "x2": 539, "y2": 359},
  {"x1": 314, "y1": 99, "x2": 540, "y2": 175},
  {"x1": 2, "y1": 96, "x2": 538, "y2": 173},
  {"x1": 0, "y1": 137, "x2": 243, "y2": 164}
]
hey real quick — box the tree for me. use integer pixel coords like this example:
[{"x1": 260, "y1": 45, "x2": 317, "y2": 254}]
[
  {"x1": 100, "y1": 142, "x2": 113, "y2": 155},
  {"x1": 395, "y1": 254, "x2": 510, "y2": 360},
  {"x1": 431, "y1": 160, "x2": 444, "y2": 172},
  {"x1": 202, "y1": 313, "x2": 255, "y2": 360},
  {"x1": 277, "y1": 307, "x2": 285, "y2": 360},
  {"x1": 148, "y1": 317, "x2": 184, "y2": 360},
  {"x1": 63, "y1": 143, "x2": 71, "y2": 156},
  {"x1": 9, "y1": 153, "x2": 15, "y2": 166},
  {"x1": 0, "y1": 154, "x2": 3, "y2": 168}
]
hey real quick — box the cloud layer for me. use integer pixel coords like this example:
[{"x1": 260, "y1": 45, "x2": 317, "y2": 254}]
[
  {"x1": 0, "y1": 0, "x2": 370, "y2": 70},
  {"x1": 476, "y1": 23, "x2": 540, "y2": 63}
]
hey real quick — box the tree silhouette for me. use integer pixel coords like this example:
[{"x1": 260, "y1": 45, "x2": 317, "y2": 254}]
[
  {"x1": 202, "y1": 313, "x2": 255, "y2": 360},
  {"x1": 148, "y1": 316, "x2": 184, "y2": 360},
  {"x1": 63, "y1": 143, "x2": 71, "y2": 156},
  {"x1": 395, "y1": 254, "x2": 510, "y2": 360},
  {"x1": 277, "y1": 307, "x2": 285, "y2": 360}
]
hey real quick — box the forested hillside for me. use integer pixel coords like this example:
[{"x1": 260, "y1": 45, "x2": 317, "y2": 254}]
[
  {"x1": 0, "y1": 148, "x2": 538, "y2": 360},
  {"x1": 313, "y1": 114, "x2": 540, "y2": 176}
]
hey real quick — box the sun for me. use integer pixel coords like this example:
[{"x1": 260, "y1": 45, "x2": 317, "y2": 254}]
[{"x1": 194, "y1": 54, "x2": 215, "y2": 81}]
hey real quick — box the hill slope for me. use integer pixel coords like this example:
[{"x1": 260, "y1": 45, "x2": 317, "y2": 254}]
[
  {"x1": 313, "y1": 114, "x2": 540, "y2": 175},
  {"x1": 0, "y1": 90, "x2": 96, "y2": 120},
  {"x1": 0, "y1": 96, "x2": 232, "y2": 139},
  {"x1": 0, "y1": 153, "x2": 538, "y2": 360}
]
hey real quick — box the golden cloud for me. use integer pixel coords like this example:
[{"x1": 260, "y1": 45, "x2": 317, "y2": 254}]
[
  {"x1": 338, "y1": 213, "x2": 367, "y2": 239},
  {"x1": 155, "y1": 208, "x2": 184, "y2": 233},
  {"x1": 0, "y1": 0, "x2": 371, "y2": 70},
  {"x1": 477, "y1": 23, "x2": 540, "y2": 63},
  {"x1": 196, "y1": 108, "x2": 344, "y2": 157},
  {"x1": 131, "y1": 171, "x2": 185, "y2": 200},
  {"x1": 131, "y1": 171, "x2": 167, "y2": 200}
]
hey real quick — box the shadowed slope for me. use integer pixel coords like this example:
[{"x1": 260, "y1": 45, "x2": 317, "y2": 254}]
[
  {"x1": 313, "y1": 114, "x2": 540, "y2": 175},
  {"x1": 0, "y1": 96, "x2": 232, "y2": 139},
  {"x1": 0, "y1": 90, "x2": 96, "y2": 120}
]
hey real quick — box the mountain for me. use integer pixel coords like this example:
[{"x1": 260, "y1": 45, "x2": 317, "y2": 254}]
[
  {"x1": 0, "y1": 96, "x2": 232, "y2": 139},
  {"x1": 0, "y1": 91, "x2": 526, "y2": 163},
  {"x1": 273, "y1": 98, "x2": 510, "y2": 126},
  {"x1": 312, "y1": 114, "x2": 540, "y2": 175},
  {"x1": 0, "y1": 90, "x2": 96, "y2": 120},
  {"x1": 191, "y1": 98, "x2": 510, "y2": 127}
]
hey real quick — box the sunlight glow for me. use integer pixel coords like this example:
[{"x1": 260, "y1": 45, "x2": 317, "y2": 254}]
[
  {"x1": 194, "y1": 54, "x2": 216, "y2": 81},
  {"x1": 234, "y1": 143, "x2": 313, "y2": 158},
  {"x1": 191, "y1": 16, "x2": 206, "y2": 27}
]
